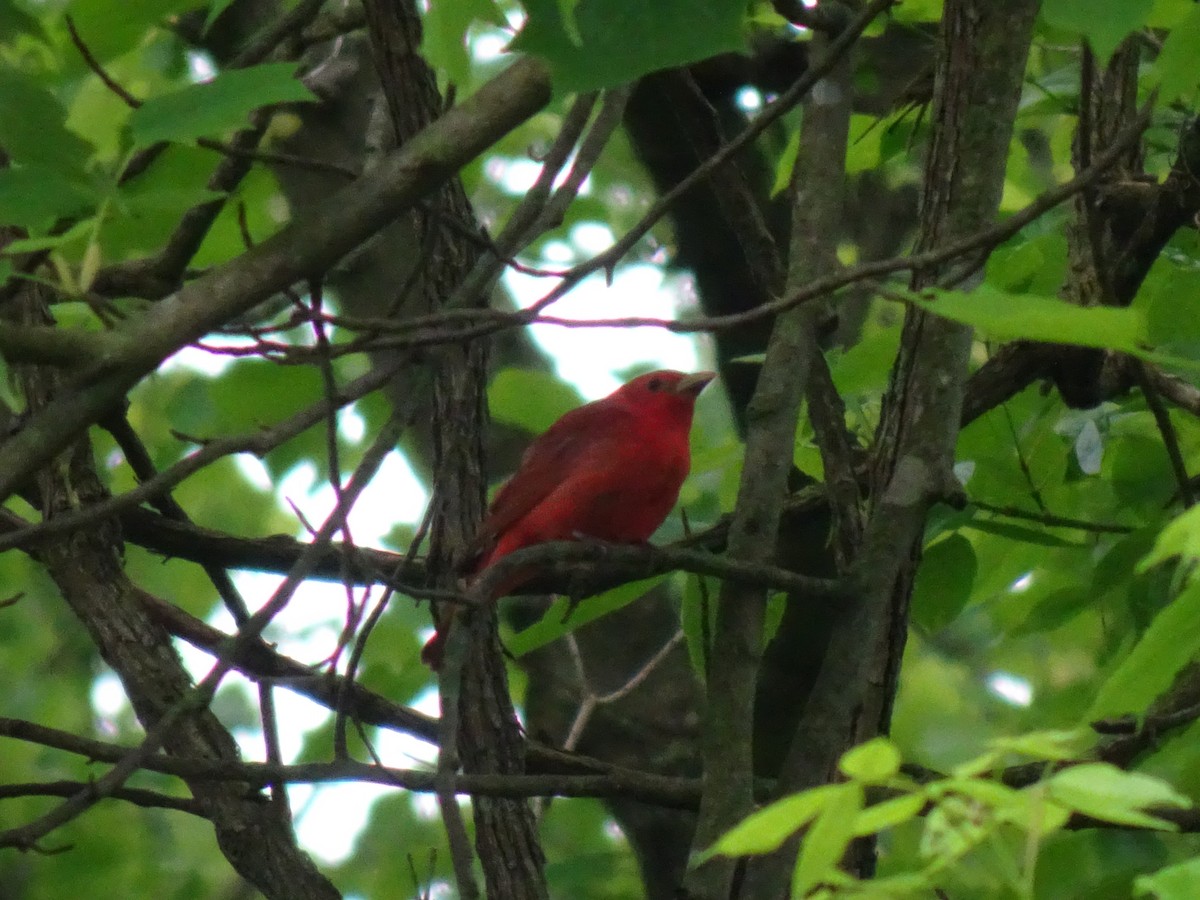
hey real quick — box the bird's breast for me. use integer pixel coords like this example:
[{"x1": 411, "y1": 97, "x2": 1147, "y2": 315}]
[{"x1": 574, "y1": 434, "x2": 690, "y2": 543}]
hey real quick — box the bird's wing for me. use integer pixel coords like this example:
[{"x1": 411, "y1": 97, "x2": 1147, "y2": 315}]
[{"x1": 472, "y1": 400, "x2": 630, "y2": 556}]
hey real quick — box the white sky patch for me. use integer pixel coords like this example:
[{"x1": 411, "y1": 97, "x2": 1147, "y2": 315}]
[
  {"x1": 339, "y1": 405, "x2": 366, "y2": 443},
  {"x1": 133, "y1": 53, "x2": 708, "y2": 859},
  {"x1": 276, "y1": 449, "x2": 429, "y2": 547},
  {"x1": 987, "y1": 671, "x2": 1033, "y2": 707},
  {"x1": 89, "y1": 670, "x2": 127, "y2": 733},
  {"x1": 235, "y1": 453, "x2": 275, "y2": 492},
  {"x1": 1010, "y1": 572, "x2": 1034, "y2": 593},
  {"x1": 486, "y1": 156, "x2": 541, "y2": 194},
  {"x1": 505, "y1": 263, "x2": 700, "y2": 399},
  {"x1": 378, "y1": 688, "x2": 440, "y2": 768},
  {"x1": 486, "y1": 155, "x2": 592, "y2": 197},
  {"x1": 160, "y1": 343, "x2": 239, "y2": 377},
  {"x1": 604, "y1": 819, "x2": 627, "y2": 843},
  {"x1": 296, "y1": 779, "x2": 394, "y2": 864},
  {"x1": 186, "y1": 50, "x2": 217, "y2": 84},
  {"x1": 472, "y1": 31, "x2": 510, "y2": 62},
  {"x1": 570, "y1": 222, "x2": 615, "y2": 256},
  {"x1": 541, "y1": 239, "x2": 575, "y2": 264},
  {"x1": 735, "y1": 86, "x2": 762, "y2": 113}
]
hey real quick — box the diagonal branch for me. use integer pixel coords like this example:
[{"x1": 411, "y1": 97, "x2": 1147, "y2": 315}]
[{"x1": 0, "y1": 55, "x2": 552, "y2": 508}]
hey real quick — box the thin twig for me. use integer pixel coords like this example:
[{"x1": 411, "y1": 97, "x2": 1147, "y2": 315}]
[
  {"x1": 0, "y1": 405, "x2": 412, "y2": 851},
  {"x1": 524, "y1": 0, "x2": 899, "y2": 317},
  {"x1": 970, "y1": 500, "x2": 1135, "y2": 534},
  {"x1": 0, "y1": 781, "x2": 205, "y2": 817},
  {"x1": 280, "y1": 98, "x2": 1157, "y2": 351},
  {"x1": 196, "y1": 138, "x2": 359, "y2": 180},
  {"x1": 0, "y1": 715, "x2": 703, "y2": 808},
  {"x1": 64, "y1": 16, "x2": 142, "y2": 108},
  {"x1": 333, "y1": 502, "x2": 436, "y2": 758},
  {"x1": 0, "y1": 357, "x2": 410, "y2": 554},
  {"x1": 439, "y1": 91, "x2": 598, "y2": 313},
  {"x1": 100, "y1": 412, "x2": 292, "y2": 821},
  {"x1": 1136, "y1": 360, "x2": 1195, "y2": 507}
]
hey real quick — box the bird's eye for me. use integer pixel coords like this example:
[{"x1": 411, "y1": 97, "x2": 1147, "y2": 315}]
[{"x1": 647, "y1": 377, "x2": 663, "y2": 392}]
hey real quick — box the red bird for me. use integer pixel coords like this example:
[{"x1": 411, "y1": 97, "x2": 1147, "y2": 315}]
[{"x1": 422, "y1": 369, "x2": 715, "y2": 668}]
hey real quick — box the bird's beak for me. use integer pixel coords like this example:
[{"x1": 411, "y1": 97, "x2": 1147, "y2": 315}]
[{"x1": 675, "y1": 371, "x2": 716, "y2": 397}]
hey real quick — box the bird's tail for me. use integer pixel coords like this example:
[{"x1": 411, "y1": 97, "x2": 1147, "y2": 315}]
[
  {"x1": 420, "y1": 624, "x2": 450, "y2": 669},
  {"x1": 419, "y1": 560, "x2": 534, "y2": 670}
]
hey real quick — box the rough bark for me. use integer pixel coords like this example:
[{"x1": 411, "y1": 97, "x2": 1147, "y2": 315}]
[
  {"x1": 358, "y1": 1, "x2": 547, "y2": 896},
  {"x1": 1053, "y1": 42, "x2": 1200, "y2": 409},
  {"x1": 751, "y1": 3, "x2": 1040, "y2": 891},
  {"x1": 11, "y1": 285, "x2": 339, "y2": 899},
  {"x1": 1054, "y1": 40, "x2": 1143, "y2": 407},
  {"x1": 680, "y1": 3, "x2": 900, "y2": 893}
]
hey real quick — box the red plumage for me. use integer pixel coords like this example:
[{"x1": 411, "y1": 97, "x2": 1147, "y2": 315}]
[{"x1": 421, "y1": 369, "x2": 714, "y2": 668}]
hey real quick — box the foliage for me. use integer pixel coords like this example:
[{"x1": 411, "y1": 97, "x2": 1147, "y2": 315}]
[{"x1": 1, "y1": 0, "x2": 1200, "y2": 898}]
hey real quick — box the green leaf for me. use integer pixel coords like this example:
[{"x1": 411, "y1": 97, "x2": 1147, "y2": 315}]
[
  {"x1": 986, "y1": 230, "x2": 1068, "y2": 295},
  {"x1": 1135, "y1": 855, "x2": 1200, "y2": 899},
  {"x1": 1142, "y1": 258, "x2": 1200, "y2": 352},
  {"x1": 679, "y1": 572, "x2": 713, "y2": 678},
  {"x1": 508, "y1": 576, "x2": 666, "y2": 656},
  {"x1": 556, "y1": 0, "x2": 584, "y2": 45},
  {"x1": 1088, "y1": 578, "x2": 1200, "y2": 720},
  {"x1": 421, "y1": 0, "x2": 509, "y2": 85},
  {"x1": 991, "y1": 729, "x2": 1088, "y2": 762},
  {"x1": 203, "y1": 0, "x2": 239, "y2": 32},
  {"x1": 1154, "y1": 6, "x2": 1200, "y2": 104},
  {"x1": 511, "y1": 0, "x2": 747, "y2": 92},
  {"x1": 851, "y1": 793, "x2": 925, "y2": 838},
  {"x1": 0, "y1": 0, "x2": 45, "y2": 40},
  {"x1": 893, "y1": 0, "x2": 943, "y2": 22},
  {"x1": 793, "y1": 784, "x2": 863, "y2": 897},
  {"x1": 129, "y1": 63, "x2": 315, "y2": 146},
  {"x1": 771, "y1": 127, "x2": 801, "y2": 198},
  {"x1": 937, "y1": 776, "x2": 1024, "y2": 810},
  {"x1": 1041, "y1": 0, "x2": 1154, "y2": 64},
  {"x1": 1149, "y1": 0, "x2": 1197, "y2": 28},
  {"x1": 1047, "y1": 764, "x2": 1189, "y2": 830},
  {"x1": 66, "y1": 0, "x2": 207, "y2": 61},
  {"x1": 0, "y1": 72, "x2": 96, "y2": 174},
  {"x1": 762, "y1": 590, "x2": 786, "y2": 648},
  {"x1": 488, "y1": 367, "x2": 583, "y2": 434},
  {"x1": 912, "y1": 285, "x2": 1147, "y2": 352},
  {"x1": 963, "y1": 517, "x2": 1082, "y2": 548},
  {"x1": 705, "y1": 785, "x2": 840, "y2": 859},
  {"x1": 912, "y1": 533, "x2": 977, "y2": 631},
  {"x1": 1141, "y1": 503, "x2": 1200, "y2": 571},
  {"x1": 1010, "y1": 585, "x2": 1094, "y2": 636},
  {"x1": 0, "y1": 167, "x2": 96, "y2": 230},
  {"x1": 840, "y1": 737, "x2": 902, "y2": 784},
  {"x1": 828, "y1": 320, "x2": 901, "y2": 398},
  {"x1": 1, "y1": 219, "x2": 95, "y2": 255}
]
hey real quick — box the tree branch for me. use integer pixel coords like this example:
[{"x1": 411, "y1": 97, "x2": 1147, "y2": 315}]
[
  {"x1": 0, "y1": 320, "x2": 113, "y2": 367},
  {"x1": 0, "y1": 55, "x2": 552, "y2": 507}
]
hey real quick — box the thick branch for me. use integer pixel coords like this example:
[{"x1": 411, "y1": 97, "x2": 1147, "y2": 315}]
[
  {"x1": 683, "y1": 9, "x2": 878, "y2": 895},
  {"x1": 0, "y1": 321, "x2": 112, "y2": 367},
  {"x1": 773, "y1": 1, "x2": 1041, "y2": 884},
  {"x1": 0, "y1": 716, "x2": 701, "y2": 809},
  {"x1": 9, "y1": 286, "x2": 338, "y2": 896},
  {"x1": 0, "y1": 55, "x2": 551, "y2": 506},
  {"x1": 741, "y1": 21, "x2": 859, "y2": 897}
]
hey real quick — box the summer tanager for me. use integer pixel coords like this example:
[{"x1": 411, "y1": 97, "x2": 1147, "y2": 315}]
[{"x1": 421, "y1": 369, "x2": 715, "y2": 668}]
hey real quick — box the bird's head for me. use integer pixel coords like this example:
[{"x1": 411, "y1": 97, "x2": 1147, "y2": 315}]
[{"x1": 614, "y1": 370, "x2": 716, "y2": 422}]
